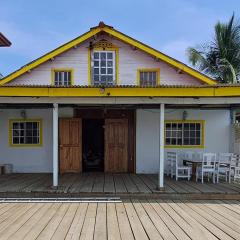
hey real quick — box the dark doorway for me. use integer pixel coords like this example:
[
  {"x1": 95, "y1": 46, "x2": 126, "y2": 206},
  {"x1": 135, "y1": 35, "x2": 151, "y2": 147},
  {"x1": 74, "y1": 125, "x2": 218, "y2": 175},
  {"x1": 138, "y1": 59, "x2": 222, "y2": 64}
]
[{"x1": 82, "y1": 119, "x2": 104, "y2": 172}]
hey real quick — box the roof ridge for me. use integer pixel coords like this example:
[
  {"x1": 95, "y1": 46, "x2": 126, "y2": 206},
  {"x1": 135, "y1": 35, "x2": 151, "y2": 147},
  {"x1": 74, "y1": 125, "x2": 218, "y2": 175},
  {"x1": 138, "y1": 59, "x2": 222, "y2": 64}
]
[{"x1": 0, "y1": 23, "x2": 217, "y2": 86}]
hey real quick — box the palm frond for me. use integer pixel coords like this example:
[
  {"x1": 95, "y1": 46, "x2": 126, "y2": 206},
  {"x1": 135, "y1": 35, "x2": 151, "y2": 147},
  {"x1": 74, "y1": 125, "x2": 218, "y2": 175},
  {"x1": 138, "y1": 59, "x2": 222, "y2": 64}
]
[{"x1": 187, "y1": 14, "x2": 240, "y2": 83}]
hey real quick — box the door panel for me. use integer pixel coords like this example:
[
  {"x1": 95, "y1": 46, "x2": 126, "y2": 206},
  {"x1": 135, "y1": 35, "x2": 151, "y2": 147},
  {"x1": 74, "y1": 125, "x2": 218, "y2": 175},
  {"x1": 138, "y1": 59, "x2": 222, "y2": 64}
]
[
  {"x1": 59, "y1": 118, "x2": 82, "y2": 173},
  {"x1": 105, "y1": 119, "x2": 128, "y2": 172}
]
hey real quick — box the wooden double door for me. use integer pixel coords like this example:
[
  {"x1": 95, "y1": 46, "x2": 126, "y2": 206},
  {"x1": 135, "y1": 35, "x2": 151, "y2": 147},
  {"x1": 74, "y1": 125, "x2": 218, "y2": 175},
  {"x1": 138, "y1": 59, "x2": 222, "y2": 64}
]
[{"x1": 59, "y1": 118, "x2": 129, "y2": 173}]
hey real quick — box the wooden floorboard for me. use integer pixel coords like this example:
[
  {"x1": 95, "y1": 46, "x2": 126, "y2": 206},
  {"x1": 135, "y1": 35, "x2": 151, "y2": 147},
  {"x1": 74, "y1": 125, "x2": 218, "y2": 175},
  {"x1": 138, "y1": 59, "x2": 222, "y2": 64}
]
[
  {"x1": 0, "y1": 201, "x2": 238, "y2": 239},
  {"x1": 0, "y1": 173, "x2": 239, "y2": 198}
]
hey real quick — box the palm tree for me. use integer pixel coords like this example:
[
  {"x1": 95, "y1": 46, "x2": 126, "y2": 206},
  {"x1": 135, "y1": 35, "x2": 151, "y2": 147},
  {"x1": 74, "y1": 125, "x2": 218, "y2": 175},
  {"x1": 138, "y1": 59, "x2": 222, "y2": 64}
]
[{"x1": 187, "y1": 14, "x2": 240, "y2": 83}]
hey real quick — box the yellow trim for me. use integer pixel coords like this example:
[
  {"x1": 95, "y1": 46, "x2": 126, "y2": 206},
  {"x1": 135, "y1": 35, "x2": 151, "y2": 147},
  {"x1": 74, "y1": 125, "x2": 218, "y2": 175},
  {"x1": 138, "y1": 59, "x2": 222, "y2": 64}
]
[
  {"x1": 88, "y1": 47, "x2": 119, "y2": 86},
  {"x1": 9, "y1": 119, "x2": 43, "y2": 147},
  {"x1": 164, "y1": 120, "x2": 205, "y2": 148},
  {"x1": 103, "y1": 27, "x2": 217, "y2": 85},
  {"x1": 88, "y1": 49, "x2": 91, "y2": 85},
  {"x1": 0, "y1": 25, "x2": 216, "y2": 86},
  {"x1": 51, "y1": 68, "x2": 74, "y2": 86},
  {"x1": 137, "y1": 68, "x2": 160, "y2": 86},
  {"x1": 0, "y1": 86, "x2": 240, "y2": 97}
]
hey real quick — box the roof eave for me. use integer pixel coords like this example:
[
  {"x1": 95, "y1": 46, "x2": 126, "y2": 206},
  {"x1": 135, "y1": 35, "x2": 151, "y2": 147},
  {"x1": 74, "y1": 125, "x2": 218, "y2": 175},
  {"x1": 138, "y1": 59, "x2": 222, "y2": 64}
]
[{"x1": 0, "y1": 23, "x2": 216, "y2": 86}]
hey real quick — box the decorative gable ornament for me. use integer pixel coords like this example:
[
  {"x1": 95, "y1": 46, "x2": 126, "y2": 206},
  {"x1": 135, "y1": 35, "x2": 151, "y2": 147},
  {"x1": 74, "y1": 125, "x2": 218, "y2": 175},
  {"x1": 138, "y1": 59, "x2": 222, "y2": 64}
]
[{"x1": 93, "y1": 39, "x2": 117, "y2": 49}]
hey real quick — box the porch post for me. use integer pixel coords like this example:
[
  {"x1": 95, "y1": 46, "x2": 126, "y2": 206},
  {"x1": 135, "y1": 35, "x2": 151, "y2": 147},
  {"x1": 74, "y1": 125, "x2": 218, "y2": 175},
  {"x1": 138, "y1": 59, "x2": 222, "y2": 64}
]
[
  {"x1": 158, "y1": 103, "x2": 165, "y2": 189},
  {"x1": 53, "y1": 103, "x2": 59, "y2": 187}
]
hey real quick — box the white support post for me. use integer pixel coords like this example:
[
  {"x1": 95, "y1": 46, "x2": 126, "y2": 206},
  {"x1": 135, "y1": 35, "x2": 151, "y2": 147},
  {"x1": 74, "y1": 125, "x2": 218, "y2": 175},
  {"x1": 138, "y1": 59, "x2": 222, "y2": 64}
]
[
  {"x1": 158, "y1": 103, "x2": 165, "y2": 190},
  {"x1": 53, "y1": 103, "x2": 59, "y2": 187}
]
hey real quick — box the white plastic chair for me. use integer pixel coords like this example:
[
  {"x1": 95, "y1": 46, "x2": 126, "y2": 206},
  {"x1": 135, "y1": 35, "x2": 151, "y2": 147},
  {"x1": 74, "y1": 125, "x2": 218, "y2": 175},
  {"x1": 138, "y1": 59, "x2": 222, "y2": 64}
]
[
  {"x1": 228, "y1": 154, "x2": 240, "y2": 183},
  {"x1": 217, "y1": 153, "x2": 233, "y2": 183},
  {"x1": 184, "y1": 151, "x2": 196, "y2": 161},
  {"x1": 167, "y1": 152, "x2": 191, "y2": 181},
  {"x1": 165, "y1": 152, "x2": 171, "y2": 176},
  {"x1": 196, "y1": 153, "x2": 217, "y2": 183}
]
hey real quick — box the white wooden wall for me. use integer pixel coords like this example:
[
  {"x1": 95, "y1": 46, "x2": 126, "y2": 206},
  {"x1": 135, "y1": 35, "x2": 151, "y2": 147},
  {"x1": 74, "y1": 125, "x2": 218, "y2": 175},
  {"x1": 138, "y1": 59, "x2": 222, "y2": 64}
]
[
  {"x1": 136, "y1": 109, "x2": 231, "y2": 174},
  {"x1": 232, "y1": 123, "x2": 240, "y2": 154},
  {"x1": 7, "y1": 34, "x2": 202, "y2": 86},
  {"x1": 0, "y1": 108, "x2": 73, "y2": 173}
]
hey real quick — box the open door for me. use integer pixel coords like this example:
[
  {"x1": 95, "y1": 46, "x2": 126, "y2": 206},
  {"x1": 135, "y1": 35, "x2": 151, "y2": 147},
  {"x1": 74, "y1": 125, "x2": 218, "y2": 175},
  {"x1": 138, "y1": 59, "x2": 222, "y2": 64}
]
[
  {"x1": 105, "y1": 119, "x2": 128, "y2": 172},
  {"x1": 59, "y1": 118, "x2": 82, "y2": 173}
]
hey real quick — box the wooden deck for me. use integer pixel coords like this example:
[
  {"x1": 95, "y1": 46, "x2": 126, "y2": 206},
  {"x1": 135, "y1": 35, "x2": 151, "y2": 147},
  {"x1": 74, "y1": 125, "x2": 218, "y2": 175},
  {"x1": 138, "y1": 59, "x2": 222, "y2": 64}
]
[
  {"x1": 0, "y1": 173, "x2": 240, "y2": 199},
  {"x1": 0, "y1": 199, "x2": 239, "y2": 239}
]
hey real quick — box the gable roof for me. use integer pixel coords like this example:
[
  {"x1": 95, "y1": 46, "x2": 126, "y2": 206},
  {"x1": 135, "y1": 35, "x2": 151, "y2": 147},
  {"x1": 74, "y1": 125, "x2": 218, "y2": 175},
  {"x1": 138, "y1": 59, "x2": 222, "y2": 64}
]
[
  {"x1": 0, "y1": 33, "x2": 11, "y2": 47},
  {"x1": 0, "y1": 22, "x2": 216, "y2": 85}
]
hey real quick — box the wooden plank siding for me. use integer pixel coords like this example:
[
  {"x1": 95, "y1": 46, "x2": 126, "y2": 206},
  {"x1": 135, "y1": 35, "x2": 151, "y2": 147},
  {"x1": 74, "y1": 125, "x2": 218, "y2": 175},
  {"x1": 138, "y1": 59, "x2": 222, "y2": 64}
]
[{"x1": 6, "y1": 34, "x2": 202, "y2": 86}]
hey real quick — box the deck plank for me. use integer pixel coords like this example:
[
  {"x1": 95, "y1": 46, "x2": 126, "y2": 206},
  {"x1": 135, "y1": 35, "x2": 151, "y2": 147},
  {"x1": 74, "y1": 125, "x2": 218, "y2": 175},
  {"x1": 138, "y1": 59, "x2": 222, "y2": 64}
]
[
  {"x1": 148, "y1": 199, "x2": 191, "y2": 240},
  {"x1": 36, "y1": 203, "x2": 70, "y2": 240},
  {"x1": 65, "y1": 203, "x2": 88, "y2": 240},
  {"x1": 178, "y1": 200, "x2": 235, "y2": 240},
  {"x1": 193, "y1": 200, "x2": 240, "y2": 231},
  {"x1": 79, "y1": 203, "x2": 97, "y2": 240},
  {"x1": 147, "y1": 174, "x2": 176, "y2": 193},
  {"x1": 23, "y1": 203, "x2": 62, "y2": 240},
  {"x1": 187, "y1": 200, "x2": 240, "y2": 239},
  {"x1": 158, "y1": 199, "x2": 209, "y2": 240},
  {"x1": 0, "y1": 203, "x2": 35, "y2": 234},
  {"x1": 132, "y1": 199, "x2": 166, "y2": 240},
  {"x1": 92, "y1": 174, "x2": 105, "y2": 193},
  {"x1": 104, "y1": 174, "x2": 115, "y2": 193},
  {"x1": 115, "y1": 202, "x2": 135, "y2": 240},
  {"x1": 121, "y1": 174, "x2": 139, "y2": 193},
  {"x1": 0, "y1": 173, "x2": 238, "y2": 197},
  {"x1": 51, "y1": 203, "x2": 79, "y2": 240},
  {"x1": 0, "y1": 201, "x2": 238, "y2": 239},
  {"x1": 80, "y1": 173, "x2": 96, "y2": 193},
  {"x1": 0, "y1": 203, "x2": 43, "y2": 240},
  {"x1": 124, "y1": 201, "x2": 149, "y2": 240},
  {"x1": 129, "y1": 174, "x2": 151, "y2": 193},
  {"x1": 114, "y1": 174, "x2": 127, "y2": 193},
  {"x1": 107, "y1": 203, "x2": 121, "y2": 240},
  {"x1": 68, "y1": 174, "x2": 88, "y2": 193},
  {"x1": 94, "y1": 203, "x2": 107, "y2": 240},
  {"x1": 7, "y1": 203, "x2": 52, "y2": 240}
]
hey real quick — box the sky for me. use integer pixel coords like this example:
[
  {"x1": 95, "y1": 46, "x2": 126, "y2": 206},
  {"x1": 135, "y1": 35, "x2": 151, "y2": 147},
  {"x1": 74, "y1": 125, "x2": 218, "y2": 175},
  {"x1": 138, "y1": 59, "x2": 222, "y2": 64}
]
[{"x1": 0, "y1": 0, "x2": 239, "y2": 76}]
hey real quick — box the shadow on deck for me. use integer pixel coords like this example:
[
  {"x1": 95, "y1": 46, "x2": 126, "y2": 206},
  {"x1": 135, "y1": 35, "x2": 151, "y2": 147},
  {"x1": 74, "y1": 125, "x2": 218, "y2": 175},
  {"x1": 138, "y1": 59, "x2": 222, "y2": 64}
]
[{"x1": 0, "y1": 173, "x2": 240, "y2": 199}]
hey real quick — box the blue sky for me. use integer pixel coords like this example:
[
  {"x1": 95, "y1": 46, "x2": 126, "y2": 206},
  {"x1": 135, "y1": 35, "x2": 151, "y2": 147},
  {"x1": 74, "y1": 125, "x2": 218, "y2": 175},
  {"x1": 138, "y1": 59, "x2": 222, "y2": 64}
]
[{"x1": 0, "y1": 0, "x2": 239, "y2": 76}]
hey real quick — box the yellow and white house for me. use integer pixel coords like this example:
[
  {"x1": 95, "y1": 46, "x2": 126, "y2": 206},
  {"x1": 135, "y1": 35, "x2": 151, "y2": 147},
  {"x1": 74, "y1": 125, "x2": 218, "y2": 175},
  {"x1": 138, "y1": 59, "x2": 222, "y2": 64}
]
[{"x1": 0, "y1": 22, "x2": 239, "y2": 189}]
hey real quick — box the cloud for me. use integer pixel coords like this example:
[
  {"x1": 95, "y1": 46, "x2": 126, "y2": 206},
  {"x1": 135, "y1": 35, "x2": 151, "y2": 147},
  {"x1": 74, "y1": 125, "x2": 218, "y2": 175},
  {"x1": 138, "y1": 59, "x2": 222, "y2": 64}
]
[{"x1": 0, "y1": 20, "x2": 67, "y2": 59}]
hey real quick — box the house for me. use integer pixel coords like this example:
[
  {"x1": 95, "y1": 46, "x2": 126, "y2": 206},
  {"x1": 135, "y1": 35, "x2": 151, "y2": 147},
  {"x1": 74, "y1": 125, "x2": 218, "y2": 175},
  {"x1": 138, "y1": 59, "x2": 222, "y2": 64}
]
[{"x1": 0, "y1": 22, "x2": 239, "y2": 190}]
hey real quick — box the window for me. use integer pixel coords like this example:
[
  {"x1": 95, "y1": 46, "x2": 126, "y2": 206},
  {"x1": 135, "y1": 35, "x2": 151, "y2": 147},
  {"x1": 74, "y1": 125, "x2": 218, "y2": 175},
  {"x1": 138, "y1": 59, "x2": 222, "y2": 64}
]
[
  {"x1": 92, "y1": 51, "x2": 115, "y2": 86},
  {"x1": 52, "y1": 69, "x2": 73, "y2": 86},
  {"x1": 138, "y1": 69, "x2": 160, "y2": 86},
  {"x1": 9, "y1": 120, "x2": 42, "y2": 146},
  {"x1": 165, "y1": 121, "x2": 204, "y2": 147}
]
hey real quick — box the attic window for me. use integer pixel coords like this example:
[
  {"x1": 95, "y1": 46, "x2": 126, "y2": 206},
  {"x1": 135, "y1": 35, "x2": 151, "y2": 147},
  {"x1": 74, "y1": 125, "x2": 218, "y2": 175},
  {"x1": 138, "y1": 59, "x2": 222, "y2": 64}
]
[
  {"x1": 52, "y1": 69, "x2": 73, "y2": 86},
  {"x1": 138, "y1": 69, "x2": 160, "y2": 86},
  {"x1": 92, "y1": 51, "x2": 115, "y2": 86}
]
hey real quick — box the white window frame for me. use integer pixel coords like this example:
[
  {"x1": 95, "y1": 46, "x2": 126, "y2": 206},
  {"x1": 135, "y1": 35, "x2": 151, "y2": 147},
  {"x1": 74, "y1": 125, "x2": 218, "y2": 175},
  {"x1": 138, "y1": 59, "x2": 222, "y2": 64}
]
[{"x1": 92, "y1": 50, "x2": 116, "y2": 86}]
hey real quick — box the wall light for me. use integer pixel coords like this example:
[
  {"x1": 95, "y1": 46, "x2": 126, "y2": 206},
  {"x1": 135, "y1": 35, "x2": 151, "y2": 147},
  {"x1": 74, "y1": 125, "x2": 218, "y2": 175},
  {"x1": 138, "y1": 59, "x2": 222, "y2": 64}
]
[
  {"x1": 20, "y1": 110, "x2": 27, "y2": 119},
  {"x1": 182, "y1": 110, "x2": 188, "y2": 121}
]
